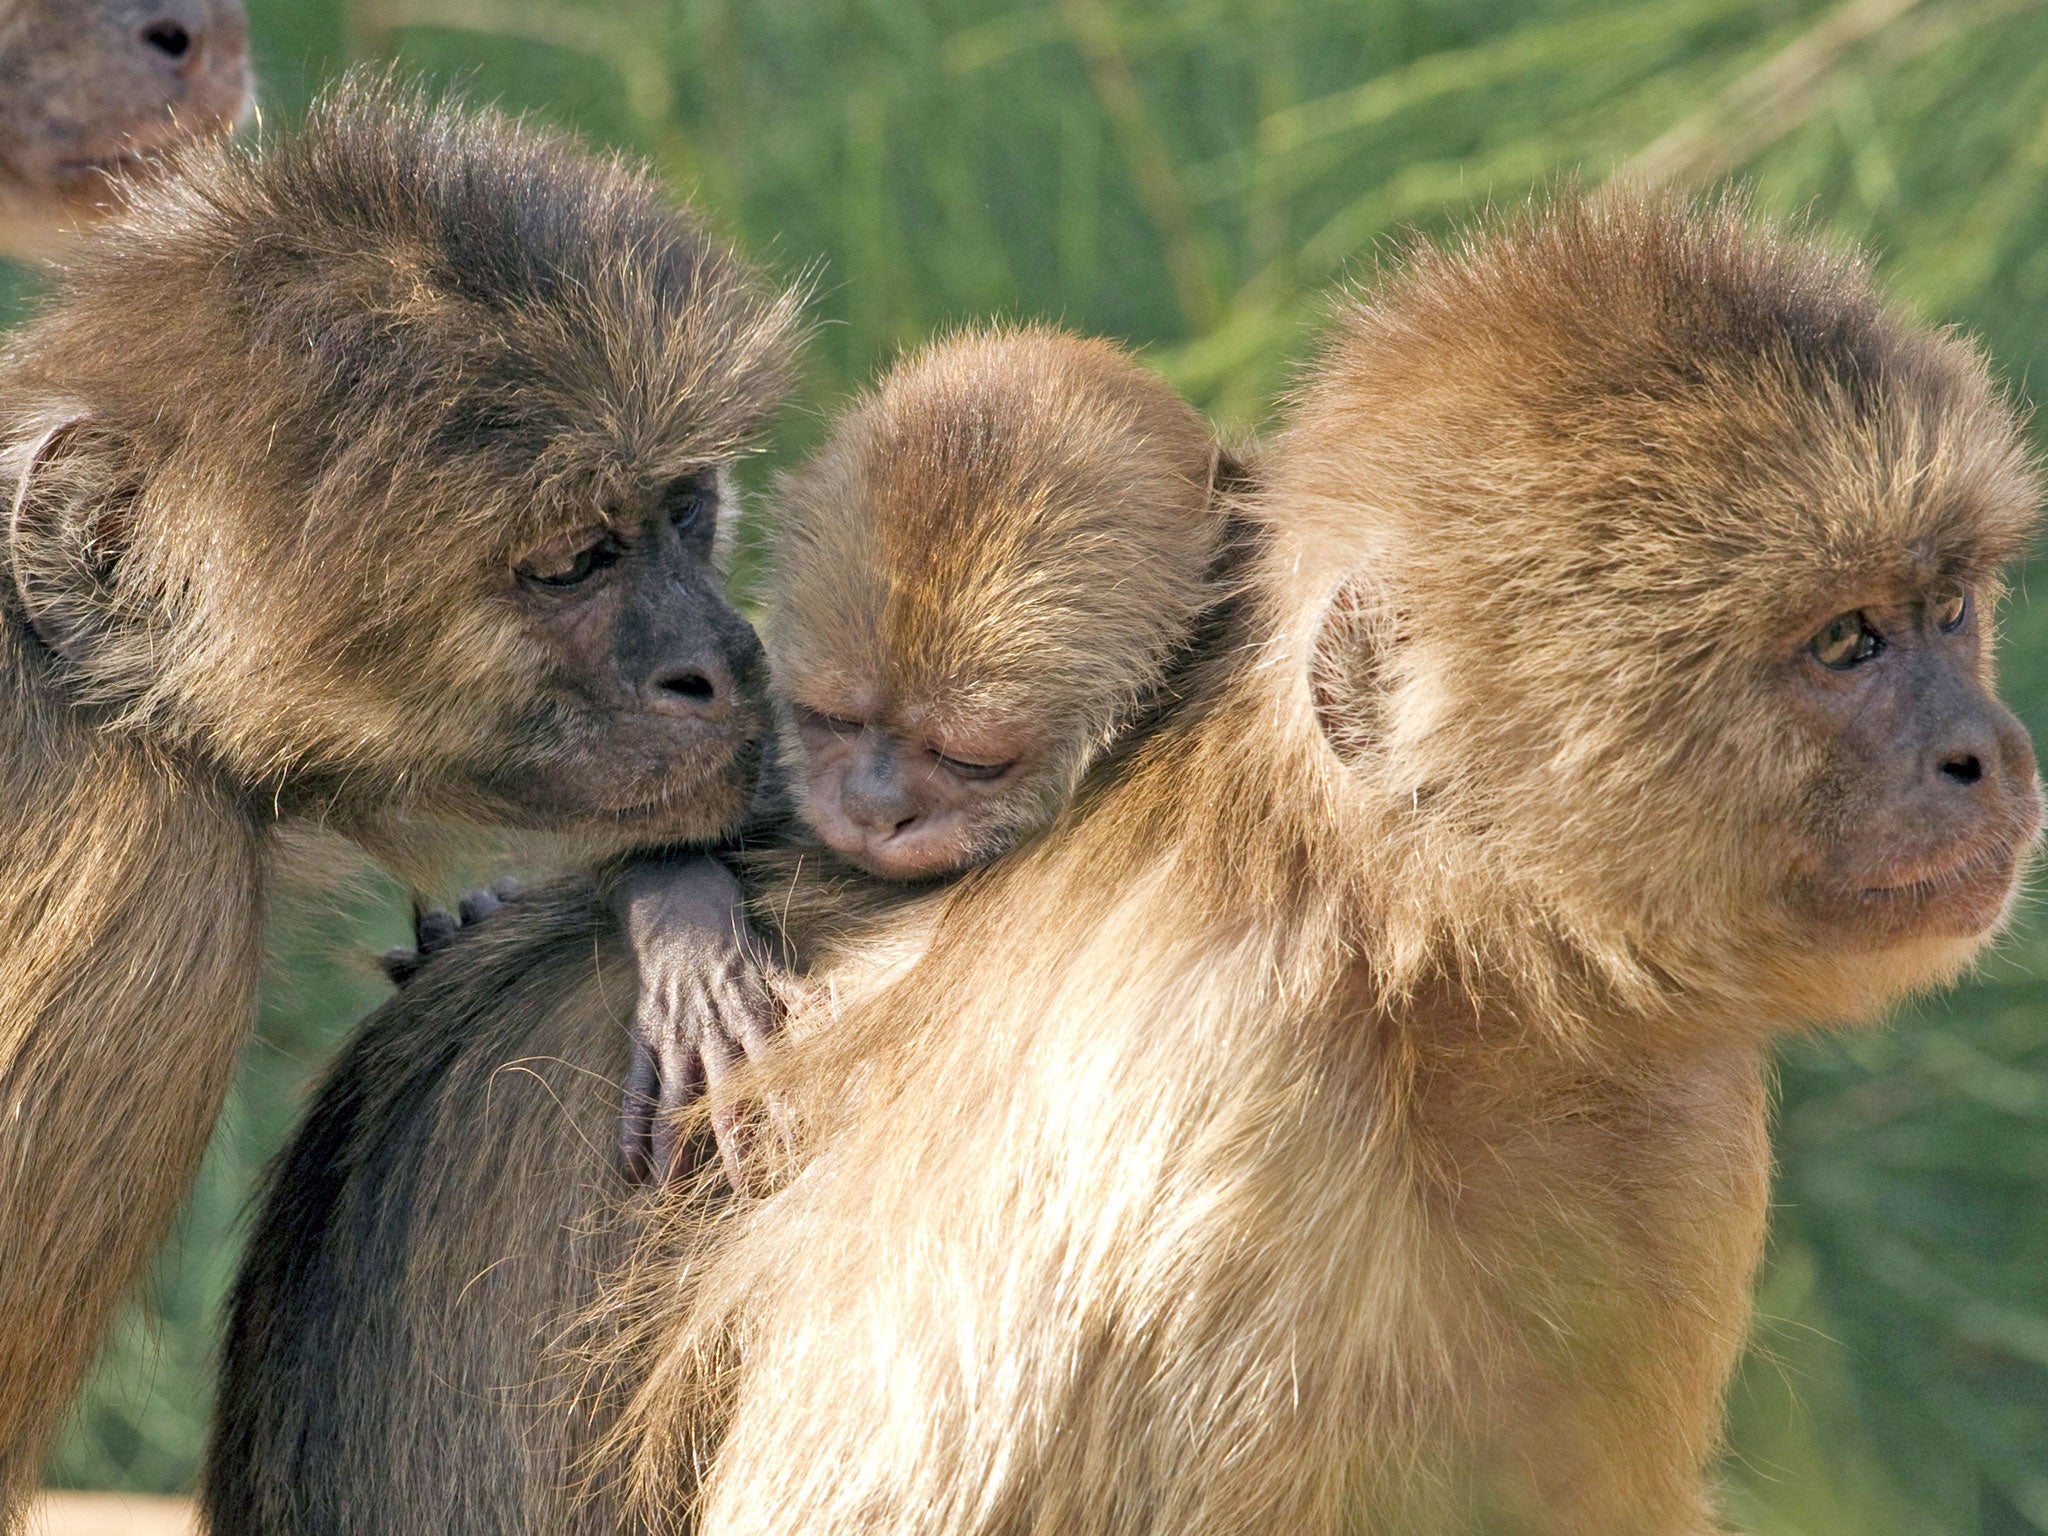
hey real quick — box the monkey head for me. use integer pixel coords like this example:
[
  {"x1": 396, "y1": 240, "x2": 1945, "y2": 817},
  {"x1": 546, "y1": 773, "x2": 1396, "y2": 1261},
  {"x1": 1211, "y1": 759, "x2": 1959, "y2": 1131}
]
[
  {"x1": 0, "y1": 84, "x2": 803, "y2": 851},
  {"x1": 0, "y1": 0, "x2": 253, "y2": 256},
  {"x1": 766, "y1": 327, "x2": 1227, "y2": 881},
  {"x1": 1279, "y1": 193, "x2": 2042, "y2": 1030}
]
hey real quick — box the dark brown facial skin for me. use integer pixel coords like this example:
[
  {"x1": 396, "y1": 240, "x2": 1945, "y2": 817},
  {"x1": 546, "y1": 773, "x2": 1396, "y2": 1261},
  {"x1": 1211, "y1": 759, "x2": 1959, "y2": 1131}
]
[
  {"x1": 0, "y1": 0, "x2": 253, "y2": 252},
  {"x1": 788, "y1": 701, "x2": 1043, "y2": 880},
  {"x1": 1788, "y1": 581, "x2": 2040, "y2": 943},
  {"x1": 486, "y1": 473, "x2": 770, "y2": 842}
]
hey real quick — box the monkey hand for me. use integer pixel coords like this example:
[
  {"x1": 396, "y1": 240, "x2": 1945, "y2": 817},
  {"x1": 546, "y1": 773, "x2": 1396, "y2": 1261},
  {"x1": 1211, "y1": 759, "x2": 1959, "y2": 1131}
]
[
  {"x1": 380, "y1": 879, "x2": 523, "y2": 986},
  {"x1": 615, "y1": 855, "x2": 789, "y2": 1193}
]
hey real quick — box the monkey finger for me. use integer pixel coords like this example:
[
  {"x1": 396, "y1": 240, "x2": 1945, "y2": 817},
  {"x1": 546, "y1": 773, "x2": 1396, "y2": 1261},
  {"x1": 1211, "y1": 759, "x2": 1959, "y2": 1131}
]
[
  {"x1": 728, "y1": 978, "x2": 784, "y2": 1063},
  {"x1": 651, "y1": 1033, "x2": 707, "y2": 1188},
  {"x1": 491, "y1": 876, "x2": 523, "y2": 902},
  {"x1": 456, "y1": 889, "x2": 503, "y2": 928},
  {"x1": 380, "y1": 947, "x2": 423, "y2": 987},
  {"x1": 694, "y1": 1027, "x2": 755, "y2": 1192},
  {"x1": 414, "y1": 907, "x2": 460, "y2": 955},
  {"x1": 618, "y1": 1041, "x2": 661, "y2": 1186}
]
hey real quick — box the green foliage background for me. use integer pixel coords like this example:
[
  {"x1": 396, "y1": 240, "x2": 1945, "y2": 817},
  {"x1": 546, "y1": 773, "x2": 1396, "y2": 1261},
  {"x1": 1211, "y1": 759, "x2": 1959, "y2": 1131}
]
[{"x1": 10, "y1": 1, "x2": 2048, "y2": 1528}]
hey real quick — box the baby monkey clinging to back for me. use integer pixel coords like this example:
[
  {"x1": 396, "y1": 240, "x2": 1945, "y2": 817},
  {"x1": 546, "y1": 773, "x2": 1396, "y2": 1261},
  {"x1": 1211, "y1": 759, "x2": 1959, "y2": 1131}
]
[{"x1": 620, "y1": 325, "x2": 1237, "y2": 1181}]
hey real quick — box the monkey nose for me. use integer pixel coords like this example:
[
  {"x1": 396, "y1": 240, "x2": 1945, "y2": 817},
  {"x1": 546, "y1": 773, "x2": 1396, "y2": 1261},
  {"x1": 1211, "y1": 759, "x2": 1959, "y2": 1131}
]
[
  {"x1": 139, "y1": 1, "x2": 246, "y2": 76},
  {"x1": 840, "y1": 781, "x2": 917, "y2": 837},
  {"x1": 645, "y1": 659, "x2": 737, "y2": 724}
]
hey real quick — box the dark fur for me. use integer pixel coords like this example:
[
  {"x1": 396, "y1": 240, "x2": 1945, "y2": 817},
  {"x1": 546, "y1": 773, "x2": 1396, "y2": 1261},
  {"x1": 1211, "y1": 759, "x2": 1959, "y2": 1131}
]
[{"x1": 209, "y1": 877, "x2": 641, "y2": 1536}]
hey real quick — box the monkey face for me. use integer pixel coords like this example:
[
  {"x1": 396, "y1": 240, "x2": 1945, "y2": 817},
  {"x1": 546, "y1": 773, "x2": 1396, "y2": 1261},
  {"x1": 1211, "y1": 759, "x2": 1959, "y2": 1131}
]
[
  {"x1": 0, "y1": 0, "x2": 253, "y2": 254},
  {"x1": 1, "y1": 86, "x2": 805, "y2": 847},
  {"x1": 472, "y1": 473, "x2": 771, "y2": 844},
  {"x1": 1781, "y1": 582, "x2": 2038, "y2": 947},
  {"x1": 781, "y1": 698, "x2": 1049, "y2": 881},
  {"x1": 1275, "y1": 194, "x2": 2047, "y2": 1025}
]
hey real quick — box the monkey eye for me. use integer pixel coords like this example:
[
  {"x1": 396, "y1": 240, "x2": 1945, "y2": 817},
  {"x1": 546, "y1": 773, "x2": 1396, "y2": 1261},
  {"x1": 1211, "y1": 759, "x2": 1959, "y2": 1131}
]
[
  {"x1": 796, "y1": 706, "x2": 863, "y2": 736},
  {"x1": 663, "y1": 475, "x2": 718, "y2": 532},
  {"x1": 1809, "y1": 611, "x2": 1884, "y2": 670},
  {"x1": 1933, "y1": 586, "x2": 1971, "y2": 633},
  {"x1": 516, "y1": 528, "x2": 624, "y2": 590},
  {"x1": 934, "y1": 752, "x2": 1015, "y2": 782}
]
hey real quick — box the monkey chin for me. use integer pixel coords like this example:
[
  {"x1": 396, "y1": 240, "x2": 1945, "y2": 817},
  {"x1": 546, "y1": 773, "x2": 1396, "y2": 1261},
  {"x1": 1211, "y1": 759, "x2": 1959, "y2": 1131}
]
[{"x1": 497, "y1": 736, "x2": 766, "y2": 861}]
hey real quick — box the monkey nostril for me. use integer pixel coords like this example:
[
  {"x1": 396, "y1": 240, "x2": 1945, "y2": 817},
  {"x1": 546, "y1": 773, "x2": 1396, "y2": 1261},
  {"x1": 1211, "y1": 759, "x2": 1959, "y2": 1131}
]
[
  {"x1": 1940, "y1": 753, "x2": 1985, "y2": 786},
  {"x1": 143, "y1": 21, "x2": 194, "y2": 59},
  {"x1": 660, "y1": 670, "x2": 717, "y2": 704}
]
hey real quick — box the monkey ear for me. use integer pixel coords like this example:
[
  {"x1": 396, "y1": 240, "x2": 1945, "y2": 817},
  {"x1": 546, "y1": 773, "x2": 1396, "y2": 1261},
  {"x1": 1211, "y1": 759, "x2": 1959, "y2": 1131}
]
[
  {"x1": 1310, "y1": 573, "x2": 1391, "y2": 769},
  {"x1": 7, "y1": 415, "x2": 135, "y2": 669}
]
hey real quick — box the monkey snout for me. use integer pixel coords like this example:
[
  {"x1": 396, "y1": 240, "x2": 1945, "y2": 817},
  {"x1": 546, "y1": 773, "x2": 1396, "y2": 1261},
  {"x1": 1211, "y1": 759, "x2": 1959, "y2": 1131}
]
[{"x1": 645, "y1": 660, "x2": 738, "y2": 724}]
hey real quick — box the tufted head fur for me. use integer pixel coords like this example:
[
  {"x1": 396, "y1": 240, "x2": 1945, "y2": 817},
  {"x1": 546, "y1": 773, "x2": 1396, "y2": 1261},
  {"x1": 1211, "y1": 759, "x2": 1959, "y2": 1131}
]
[
  {"x1": 0, "y1": 78, "x2": 803, "y2": 839},
  {"x1": 1269, "y1": 188, "x2": 2042, "y2": 1032}
]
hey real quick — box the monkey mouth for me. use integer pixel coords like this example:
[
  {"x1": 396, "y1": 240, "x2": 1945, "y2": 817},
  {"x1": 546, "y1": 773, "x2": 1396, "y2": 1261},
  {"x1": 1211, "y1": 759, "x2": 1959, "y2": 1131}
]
[
  {"x1": 49, "y1": 90, "x2": 252, "y2": 193},
  {"x1": 1844, "y1": 837, "x2": 2031, "y2": 938}
]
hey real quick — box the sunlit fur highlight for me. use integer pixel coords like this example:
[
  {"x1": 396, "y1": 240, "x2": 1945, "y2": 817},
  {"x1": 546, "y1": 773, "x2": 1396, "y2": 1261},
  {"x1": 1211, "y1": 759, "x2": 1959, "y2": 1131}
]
[
  {"x1": 0, "y1": 82, "x2": 798, "y2": 1522},
  {"x1": 589, "y1": 192, "x2": 2040, "y2": 1534}
]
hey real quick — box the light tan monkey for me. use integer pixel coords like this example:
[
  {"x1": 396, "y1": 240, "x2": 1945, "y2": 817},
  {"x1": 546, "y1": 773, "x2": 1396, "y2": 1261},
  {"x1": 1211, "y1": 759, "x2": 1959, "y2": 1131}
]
[
  {"x1": 0, "y1": 82, "x2": 799, "y2": 1520},
  {"x1": 592, "y1": 192, "x2": 2042, "y2": 1534},
  {"x1": 617, "y1": 325, "x2": 1238, "y2": 1182},
  {"x1": 0, "y1": 0, "x2": 251, "y2": 256}
]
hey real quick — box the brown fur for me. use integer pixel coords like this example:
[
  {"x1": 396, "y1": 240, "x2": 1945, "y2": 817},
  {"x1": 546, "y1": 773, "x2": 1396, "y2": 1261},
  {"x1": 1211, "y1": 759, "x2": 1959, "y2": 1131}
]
[
  {"x1": 590, "y1": 192, "x2": 2040, "y2": 1533},
  {"x1": 0, "y1": 81, "x2": 798, "y2": 1520},
  {"x1": 0, "y1": 0, "x2": 251, "y2": 256},
  {"x1": 756, "y1": 323, "x2": 1233, "y2": 957}
]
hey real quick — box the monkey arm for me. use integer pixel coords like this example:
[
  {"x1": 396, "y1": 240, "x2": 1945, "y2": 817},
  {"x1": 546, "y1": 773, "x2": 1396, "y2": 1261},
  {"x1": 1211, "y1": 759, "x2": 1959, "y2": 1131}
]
[{"x1": 615, "y1": 853, "x2": 792, "y2": 1190}]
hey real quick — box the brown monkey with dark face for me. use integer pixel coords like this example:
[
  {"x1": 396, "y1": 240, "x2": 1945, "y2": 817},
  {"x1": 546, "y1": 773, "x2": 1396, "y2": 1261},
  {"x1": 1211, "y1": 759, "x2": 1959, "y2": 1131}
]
[
  {"x1": 206, "y1": 323, "x2": 1238, "y2": 1535},
  {"x1": 585, "y1": 193, "x2": 2042, "y2": 1534},
  {"x1": 618, "y1": 325, "x2": 1235, "y2": 1181},
  {"x1": 0, "y1": 82, "x2": 798, "y2": 1520},
  {"x1": 0, "y1": 0, "x2": 252, "y2": 255}
]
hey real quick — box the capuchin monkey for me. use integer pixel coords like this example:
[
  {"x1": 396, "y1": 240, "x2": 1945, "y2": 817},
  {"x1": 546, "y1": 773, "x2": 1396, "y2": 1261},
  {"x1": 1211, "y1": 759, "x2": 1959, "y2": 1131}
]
[
  {"x1": 212, "y1": 192, "x2": 2037, "y2": 1536},
  {"x1": 0, "y1": 81, "x2": 799, "y2": 1521},
  {"x1": 615, "y1": 325, "x2": 1239, "y2": 1183},
  {"x1": 0, "y1": 0, "x2": 252, "y2": 257}
]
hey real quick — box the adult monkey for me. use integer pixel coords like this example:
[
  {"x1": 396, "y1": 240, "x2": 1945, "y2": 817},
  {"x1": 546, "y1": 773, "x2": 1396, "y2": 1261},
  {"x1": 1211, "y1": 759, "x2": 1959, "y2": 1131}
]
[
  {"x1": 0, "y1": 0, "x2": 253, "y2": 256},
  {"x1": 0, "y1": 83, "x2": 798, "y2": 1521},
  {"x1": 212, "y1": 193, "x2": 2041, "y2": 1534}
]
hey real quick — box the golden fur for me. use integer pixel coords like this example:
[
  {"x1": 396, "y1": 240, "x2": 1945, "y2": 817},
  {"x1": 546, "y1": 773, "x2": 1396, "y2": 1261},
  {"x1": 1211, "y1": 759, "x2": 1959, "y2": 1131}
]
[{"x1": 592, "y1": 191, "x2": 2041, "y2": 1533}]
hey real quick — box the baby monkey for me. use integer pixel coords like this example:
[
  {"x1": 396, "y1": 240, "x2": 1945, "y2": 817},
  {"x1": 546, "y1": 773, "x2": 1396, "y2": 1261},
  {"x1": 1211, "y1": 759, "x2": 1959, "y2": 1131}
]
[{"x1": 619, "y1": 325, "x2": 1237, "y2": 1182}]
